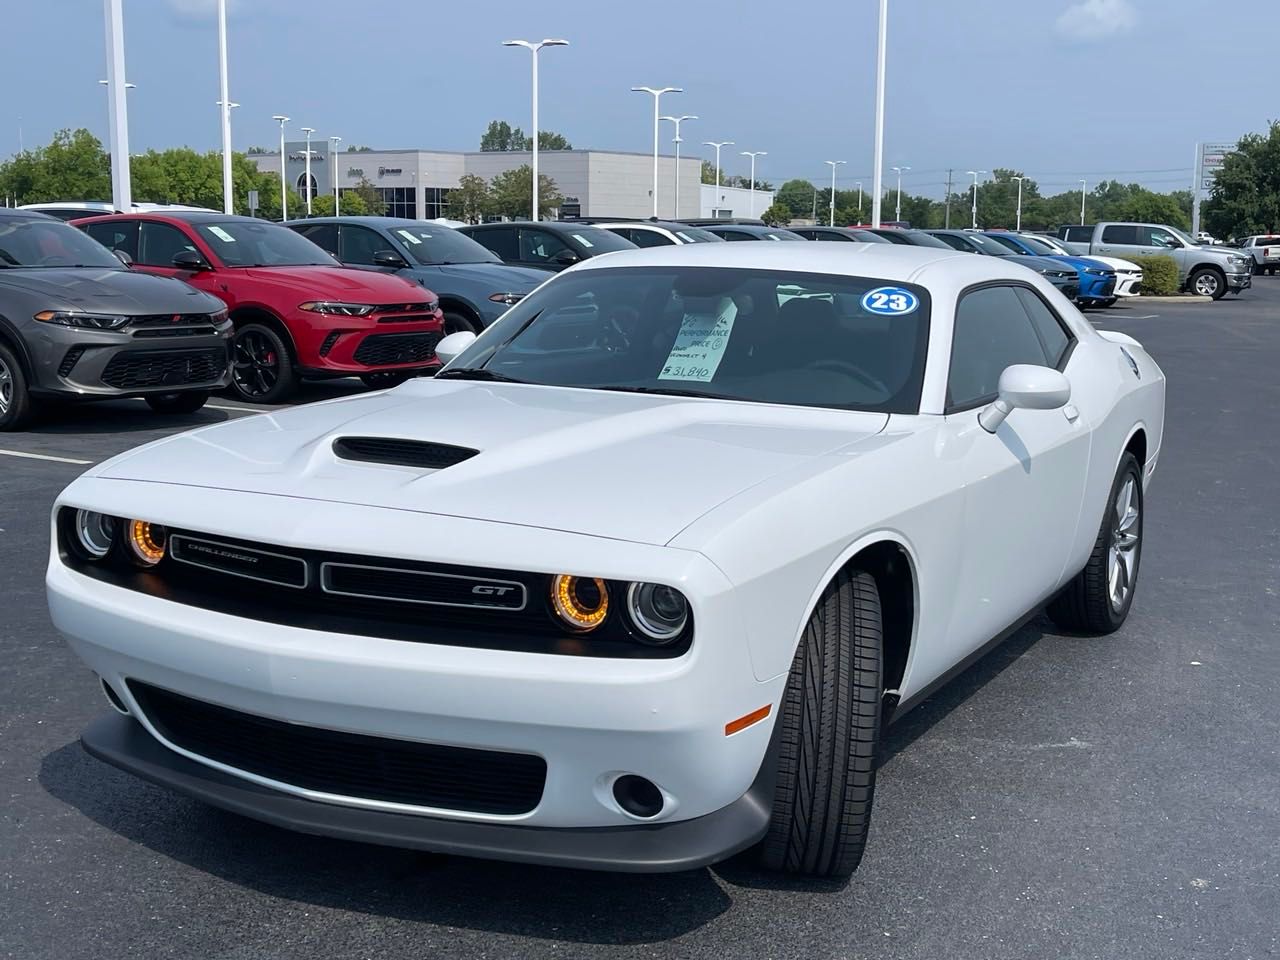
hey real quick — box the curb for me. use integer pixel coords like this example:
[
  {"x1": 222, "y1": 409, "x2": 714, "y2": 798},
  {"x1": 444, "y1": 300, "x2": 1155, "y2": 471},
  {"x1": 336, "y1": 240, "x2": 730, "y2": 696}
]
[{"x1": 1130, "y1": 295, "x2": 1212, "y2": 303}]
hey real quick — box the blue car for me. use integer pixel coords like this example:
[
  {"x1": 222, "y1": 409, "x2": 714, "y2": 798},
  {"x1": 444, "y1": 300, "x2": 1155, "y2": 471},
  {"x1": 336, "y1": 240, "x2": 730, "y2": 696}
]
[
  {"x1": 982, "y1": 232, "x2": 1117, "y2": 307},
  {"x1": 286, "y1": 217, "x2": 548, "y2": 333}
]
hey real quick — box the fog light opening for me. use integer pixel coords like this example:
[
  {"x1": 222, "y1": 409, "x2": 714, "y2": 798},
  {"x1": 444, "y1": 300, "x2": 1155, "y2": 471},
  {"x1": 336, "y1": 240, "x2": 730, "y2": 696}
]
[
  {"x1": 100, "y1": 677, "x2": 130, "y2": 716},
  {"x1": 612, "y1": 774, "x2": 664, "y2": 819}
]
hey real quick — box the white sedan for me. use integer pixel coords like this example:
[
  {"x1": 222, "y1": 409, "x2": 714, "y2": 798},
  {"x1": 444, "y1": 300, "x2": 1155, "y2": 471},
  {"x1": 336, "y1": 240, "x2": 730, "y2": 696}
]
[
  {"x1": 47, "y1": 243, "x2": 1165, "y2": 878},
  {"x1": 1021, "y1": 232, "x2": 1144, "y2": 299}
]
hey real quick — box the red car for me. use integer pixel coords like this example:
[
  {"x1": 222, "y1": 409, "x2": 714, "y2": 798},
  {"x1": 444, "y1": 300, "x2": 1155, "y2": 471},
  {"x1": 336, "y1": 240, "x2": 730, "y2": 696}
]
[{"x1": 72, "y1": 212, "x2": 444, "y2": 403}]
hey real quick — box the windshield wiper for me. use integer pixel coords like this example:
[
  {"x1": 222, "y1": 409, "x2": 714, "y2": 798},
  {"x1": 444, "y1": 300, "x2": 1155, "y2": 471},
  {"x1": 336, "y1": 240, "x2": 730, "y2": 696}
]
[
  {"x1": 435, "y1": 367, "x2": 529, "y2": 384},
  {"x1": 587, "y1": 385, "x2": 744, "y2": 402}
]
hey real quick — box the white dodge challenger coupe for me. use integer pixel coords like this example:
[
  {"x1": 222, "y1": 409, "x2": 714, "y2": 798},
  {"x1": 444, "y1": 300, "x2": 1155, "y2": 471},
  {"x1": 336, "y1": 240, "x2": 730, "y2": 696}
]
[{"x1": 47, "y1": 242, "x2": 1164, "y2": 878}]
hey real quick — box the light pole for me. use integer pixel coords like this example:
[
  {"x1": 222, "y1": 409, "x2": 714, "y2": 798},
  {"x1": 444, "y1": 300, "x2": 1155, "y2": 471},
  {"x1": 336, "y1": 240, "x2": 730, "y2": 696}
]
[
  {"x1": 503, "y1": 39, "x2": 569, "y2": 222},
  {"x1": 660, "y1": 115, "x2": 696, "y2": 219},
  {"x1": 871, "y1": 0, "x2": 889, "y2": 227},
  {"x1": 271, "y1": 115, "x2": 289, "y2": 220},
  {"x1": 632, "y1": 86, "x2": 682, "y2": 219},
  {"x1": 967, "y1": 170, "x2": 985, "y2": 229},
  {"x1": 216, "y1": 0, "x2": 233, "y2": 214},
  {"x1": 1011, "y1": 175, "x2": 1026, "y2": 231},
  {"x1": 740, "y1": 151, "x2": 767, "y2": 218},
  {"x1": 825, "y1": 160, "x2": 846, "y2": 226},
  {"x1": 329, "y1": 136, "x2": 342, "y2": 215},
  {"x1": 892, "y1": 165, "x2": 910, "y2": 222},
  {"x1": 102, "y1": 0, "x2": 132, "y2": 211},
  {"x1": 856, "y1": 181, "x2": 863, "y2": 219},
  {"x1": 300, "y1": 127, "x2": 315, "y2": 215},
  {"x1": 703, "y1": 141, "x2": 734, "y2": 217},
  {"x1": 1079, "y1": 179, "x2": 1088, "y2": 225}
]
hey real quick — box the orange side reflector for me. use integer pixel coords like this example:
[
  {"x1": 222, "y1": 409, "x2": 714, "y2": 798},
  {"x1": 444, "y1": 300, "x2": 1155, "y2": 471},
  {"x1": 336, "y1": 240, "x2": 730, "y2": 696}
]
[{"x1": 724, "y1": 704, "x2": 771, "y2": 736}]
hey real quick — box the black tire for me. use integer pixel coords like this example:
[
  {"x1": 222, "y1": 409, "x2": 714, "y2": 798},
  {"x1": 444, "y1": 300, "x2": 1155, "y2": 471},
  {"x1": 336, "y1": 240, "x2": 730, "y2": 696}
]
[
  {"x1": 145, "y1": 390, "x2": 209, "y2": 415},
  {"x1": 1252, "y1": 261, "x2": 1263, "y2": 276},
  {"x1": 1048, "y1": 453, "x2": 1143, "y2": 634},
  {"x1": 1188, "y1": 267, "x2": 1226, "y2": 300},
  {"x1": 1101, "y1": 297, "x2": 1118, "y2": 307},
  {"x1": 755, "y1": 568, "x2": 883, "y2": 878},
  {"x1": 0, "y1": 341, "x2": 35, "y2": 432},
  {"x1": 443, "y1": 310, "x2": 480, "y2": 335},
  {"x1": 359, "y1": 371, "x2": 413, "y2": 390},
  {"x1": 1269, "y1": 266, "x2": 1277, "y2": 276},
  {"x1": 230, "y1": 323, "x2": 296, "y2": 404}
]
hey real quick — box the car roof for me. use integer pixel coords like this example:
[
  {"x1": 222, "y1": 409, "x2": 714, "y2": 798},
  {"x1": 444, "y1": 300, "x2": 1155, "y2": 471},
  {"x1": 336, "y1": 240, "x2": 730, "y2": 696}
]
[
  {"x1": 0, "y1": 207, "x2": 56, "y2": 221},
  {"x1": 705, "y1": 223, "x2": 797, "y2": 235},
  {"x1": 77, "y1": 211, "x2": 265, "y2": 225},
  {"x1": 283, "y1": 216, "x2": 440, "y2": 228},
  {"x1": 461, "y1": 220, "x2": 610, "y2": 233}
]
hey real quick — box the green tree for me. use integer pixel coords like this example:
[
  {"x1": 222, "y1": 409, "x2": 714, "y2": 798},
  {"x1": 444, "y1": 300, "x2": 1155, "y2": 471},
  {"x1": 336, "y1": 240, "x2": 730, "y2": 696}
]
[
  {"x1": 701, "y1": 159, "x2": 718, "y2": 185},
  {"x1": 305, "y1": 191, "x2": 369, "y2": 217},
  {"x1": 246, "y1": 146, "x2": 268, "y2": 155},
  {"x1": 451, "y1": 173, "x2": 491, "y2": 224},
  {"x1": 351, "y1": 176, "x2": 386, "y2": 215},
  {"x1": 479, "y1": 120, "x2": 570, "y2": 151},
  {"x1": 488, "y1": 165, "x2": 561, "y2": 219},
  {"x1": 0, "y1": 128, "x2": 110, "y2": 204},
  {"x1": 760, "y1": 202, "x2": 792, "y2": 227},
  {"x1": 535, "y1": 131, "x2": 572, "y2": 150},
  {"x1": 775, "y1": 178, "x2": 818, "y2": 219},
  {"x1": 1203, "y1": 125, "x2": 1280, "y2": 237},
  {"x1": 346, "y1": 144, "x2": 373, "y2": 152}
]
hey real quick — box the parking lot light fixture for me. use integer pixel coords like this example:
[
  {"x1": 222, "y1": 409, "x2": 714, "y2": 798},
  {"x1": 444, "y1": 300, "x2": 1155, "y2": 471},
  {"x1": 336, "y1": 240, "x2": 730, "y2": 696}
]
[
  {"x1": 661, "y1": 115, "x2": 696, "y2": 219},
  {"x1": 967, "y1": 170, "x2": 985, "y2": 229},
  {"x1": 272, "y1": 115, "x2": 289, "y2": 220},
  {"x1": 1011, "y1": 175, "x2": 1026, "y2": 231},
  {"x1": 1079, "y1": 179, "x2": 1088, "y2": 225},
  {"x1": 825, "y1": 160, "x2": 846, "y2": 226},
  {"x1": 217, "y1": 0, "x2": 233, "y2": 215},
  {"x1": 301, "y1": 127, "x2": 315, "y2": 215},
  {"x1": 892, "y1": 165, "x2": 910, "y2": 222},
  {"x1": 102, "y1": 0, "x2": 133, "y2": 211},
  {"x1": 703, "y1": 141, "x2": 734, "y2": 216},
  {"x1": 633, "y1": 87, "x2": 682, "y2": 219},
  {"x1": 740, "y1": 151, "x2": 766, "y2": 218},
  {"x1": 329, "y1": 136, "x2": 342, "y2": 216},
  {"x1": 857, "y1": 181, "x2": 863, "y2": 218},
  {"x1": 871, "y1": 0, "x2": 888, "y2": 227},
  {"x1": 503, "y1": 39, "x2": 569, "y2": 222}
]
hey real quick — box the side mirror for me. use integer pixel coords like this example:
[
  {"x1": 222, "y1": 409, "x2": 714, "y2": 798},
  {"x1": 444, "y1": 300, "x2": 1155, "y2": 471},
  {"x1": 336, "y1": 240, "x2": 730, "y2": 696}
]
[
  {"x1": 114, "y1": 249, "x2": 133, "y2": 266},
  {"x1": 172, "y1": 249, "x2": 210, "y2": 271},
  {"x1": 434, "y1": 330, "x2": 477, "y2": 366},
  {"x1": 373, "y1": 249, "x2": 407, "y2": 268},
  {"x1": 552, "y1": 249, "x2": 580, "y2": 266},
  {"x1": 977, "y1": 364, "x2": 1071, "y2": 433}
]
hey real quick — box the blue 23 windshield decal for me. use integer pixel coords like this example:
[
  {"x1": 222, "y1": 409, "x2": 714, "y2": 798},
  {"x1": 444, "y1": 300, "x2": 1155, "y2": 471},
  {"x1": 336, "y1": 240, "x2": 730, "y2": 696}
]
[{"x1": 860, "y1": 286, "x2": 920, "y2": 316}]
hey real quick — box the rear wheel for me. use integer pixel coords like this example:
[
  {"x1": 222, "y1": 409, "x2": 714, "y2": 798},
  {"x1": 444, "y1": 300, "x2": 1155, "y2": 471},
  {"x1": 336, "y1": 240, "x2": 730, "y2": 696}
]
[
  {"x1": 1189, "y1": 267, "x2": 1226, "y2": 299},
  {"x1": 1048, "y1": 453, "x2": 1143, "y2": 633},
  {"x1": 359, "y1": 371, "x2": 413, "y2": 390},
  {"x1": 145, "y1": 391, "x2": 209, "y2": 415},
  {"x1": 0, "y1": 342, "x2": 35, "y2": 431},
  {"x1": 230, "y1": 323, "x2": 296, "y2": 404},
  {"x1": 755, "y1": 568, "x2": 883, "y2": 879}
]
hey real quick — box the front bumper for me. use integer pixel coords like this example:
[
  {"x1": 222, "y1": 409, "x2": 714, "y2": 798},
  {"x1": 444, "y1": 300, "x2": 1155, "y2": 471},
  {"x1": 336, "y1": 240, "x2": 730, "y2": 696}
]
[
  {"x1": 1227, "y1": 270, "x2": 1252, "y2": 293},
  {"x1": 290, "y1": 309, "x2": 445, "y2": 374},
  {"x1": 82, "y1": 711, "x2": 773, "y2": 872},
  {"x1": 1078, "y1": 275, "x2": 1116, "y2": 301},
  {"x1": 1114, "y1": 275, "x2": 1142, "y2": 297}
]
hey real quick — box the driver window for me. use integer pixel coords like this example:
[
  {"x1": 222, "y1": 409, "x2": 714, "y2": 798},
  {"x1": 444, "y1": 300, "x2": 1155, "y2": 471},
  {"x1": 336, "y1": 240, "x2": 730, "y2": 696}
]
[
  {"x1": 948, "y1": 285, "x2": 1052, "y2": 411},
  {"x1": 519, "y1": 228, "x2": 573, "y2": 264},
  {"x1": 340, "y1": 226, "x2": 392, "y2": 266},
  {"x1": 1144, "y1": 226, "x2": 1181, "y2": 248},
  {"x1": 84, "y1": 220, "x2": 138, "y2": 260},
  {"x1": 137, "y1": 221, "x2": 196, "y2": 267}
]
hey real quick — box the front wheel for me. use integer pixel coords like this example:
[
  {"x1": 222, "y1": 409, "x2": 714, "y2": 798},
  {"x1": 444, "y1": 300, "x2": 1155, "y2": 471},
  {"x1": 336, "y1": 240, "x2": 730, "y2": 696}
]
[
  {"x1": 443, "y1": 311, "x2": 480, "y2": 336},
  {"x1": 230, "y1": 323, "x2": 296, "y2": 404},
  {"x1": 1189, "y1": 268, "x2": 1226, "y2": 299},
  {"x1": 0, "y1": 341, "x2": 35, "y2": 431},
  {"x1": 754, "y1": 568, "x2": 883, "y2": 879},
  {"x1": 1101, "y1": 297, "x2": 1118, "y2": 308},
  {"x1": 145, "y1": 391, "x2": 209, "y2": 415},
  {"x1": 1048, "y1": 452, "x2": 1143, "y2": 633}
]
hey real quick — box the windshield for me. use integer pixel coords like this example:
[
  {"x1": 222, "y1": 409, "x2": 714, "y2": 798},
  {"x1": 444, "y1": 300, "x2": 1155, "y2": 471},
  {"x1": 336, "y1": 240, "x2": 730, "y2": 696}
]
[
  {"x1": 1024, "y1": 234, "x2": 1069, "y2": 255},
  {"x1": 763, "y1": 230, "x2": 804, "y2": 241},
  {"x1": 1169, "y1": 226, "x2": 1199, "y2": 247},
  {"x1": 195, "y1": 220, "x2": 335, "y2": 267},
  {"x1": 900, "y1": 231, "x2": 951, "y2": 249},
  {"x1": 446, "y1": 266, "x2": 931, "y2": 414},
  {"x1": 961, "y1": 233, "x2": 1017, "y2": 256},
  {"x1": 388, "y1": 224, "x2": 502, "y2": 265},
  {"x1": 673, "y1": 227, "x2": 722, "y2": 243},
  {"x1": 563, "y1": 226, "x2": 636, "y2": 253},
  {"x1": 993, "y1": 234, "x2": 1058, "y2": 256},
  {"x1": 0, "y1": 217, "x2": 123, "y2": 268}
]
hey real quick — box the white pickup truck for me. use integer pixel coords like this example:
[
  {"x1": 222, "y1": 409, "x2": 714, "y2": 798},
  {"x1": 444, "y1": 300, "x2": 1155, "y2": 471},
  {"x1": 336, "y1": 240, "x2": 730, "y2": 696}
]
[
  {"x1": 1058, "y1": 222, "x2": 1252, "y2": 299},
  {"x1": 1235, "y1": 235, "x2": 1280, "y2": 275}
]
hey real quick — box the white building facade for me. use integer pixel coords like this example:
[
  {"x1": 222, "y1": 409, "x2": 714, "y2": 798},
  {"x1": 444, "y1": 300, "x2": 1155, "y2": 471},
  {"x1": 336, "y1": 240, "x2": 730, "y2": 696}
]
[{"x1": 699, "y1": 183, "x2": 777, "y2": 220}]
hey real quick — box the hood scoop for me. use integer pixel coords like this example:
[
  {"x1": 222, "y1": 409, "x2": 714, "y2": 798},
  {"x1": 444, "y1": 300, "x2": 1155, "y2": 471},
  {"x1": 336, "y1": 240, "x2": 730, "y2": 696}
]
[{"x1": 332, "y1": 436, "x2": 478, "y2": 470}]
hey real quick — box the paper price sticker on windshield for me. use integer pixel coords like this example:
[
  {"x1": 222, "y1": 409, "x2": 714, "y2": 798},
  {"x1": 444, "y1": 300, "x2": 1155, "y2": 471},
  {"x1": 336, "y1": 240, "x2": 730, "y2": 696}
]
[
  {"x1": 207, "y1": 226, "x2": 236, "y2": 243},
  {"x1": 861, "y1": 286, "x2": 918, "y2": 316},
  {"x1": 658, "y1": 299, "x2": 738, "y2": 383}
]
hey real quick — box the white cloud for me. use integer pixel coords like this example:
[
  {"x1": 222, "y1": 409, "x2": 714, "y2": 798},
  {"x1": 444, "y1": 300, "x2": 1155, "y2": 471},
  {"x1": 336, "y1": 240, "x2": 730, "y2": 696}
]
[{"x1": 1054, "y1": 0, "x2": 1138, "y2": 42}]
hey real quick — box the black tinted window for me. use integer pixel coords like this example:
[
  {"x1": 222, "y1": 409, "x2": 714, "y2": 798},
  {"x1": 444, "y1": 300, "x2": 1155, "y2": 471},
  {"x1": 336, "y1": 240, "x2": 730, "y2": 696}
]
[
  {"x1": 519, "y1": 228, "x2": 575, "y2": 263},
  {"x1": 932, "y1": 233, "x2": 975, "y2": 252},
  {"x1": 628, "y1": 229, "x2": 674, "y2": 248},
  {"x1": 137, "y1": 221, "x2": 197, "y2": 267},
  {"x1": 84, "y1": 220, "x2": 138, "y2": 260},
  {"x1": 1100, "y1": 225, "x2": 1141, "y2": 244},
  {"x1": 948, "y1": 286, "x2": 1051, "y2": 410},
  {"x1": 295, "y1": 222, "x2": 337, "y2": 255},
  {"x1": 468, "y1": 227, "x2": 518, "y2": 261},
  {"x1": 1062, "y1": 225, "x2": 1094, "y2": 242},
  {"x1": 1014, "y1": 288, "x2": 1072, "y2": 367},
  {"x1": 0, "y1": 217, "x2": 123, "y2": 268},
  {"x1": 340, "y1": 225, "x2": 393, "y2": 266}
]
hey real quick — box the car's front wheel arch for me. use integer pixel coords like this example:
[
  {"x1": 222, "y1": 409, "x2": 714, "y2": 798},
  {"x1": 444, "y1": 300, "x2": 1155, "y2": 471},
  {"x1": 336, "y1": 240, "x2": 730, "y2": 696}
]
[{"x1": 229, "y1": 306, "x2": 297, "y2": 363}]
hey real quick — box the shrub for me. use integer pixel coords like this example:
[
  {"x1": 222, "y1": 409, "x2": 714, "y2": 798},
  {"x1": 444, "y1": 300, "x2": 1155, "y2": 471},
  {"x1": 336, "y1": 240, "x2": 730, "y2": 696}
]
[
  {"x1": 761, "y1": 202, "x2": 793, "y2": 228},
  {"x1": 1120, "y1": 255, "x2": 1180, "y2": 296}
]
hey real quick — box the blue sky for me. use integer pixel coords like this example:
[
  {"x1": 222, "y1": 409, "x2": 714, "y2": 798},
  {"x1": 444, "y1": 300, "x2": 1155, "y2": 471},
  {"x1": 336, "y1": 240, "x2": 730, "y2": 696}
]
[{"x1": 4, "y1": 0, "x2": 1272, "y2": 196}]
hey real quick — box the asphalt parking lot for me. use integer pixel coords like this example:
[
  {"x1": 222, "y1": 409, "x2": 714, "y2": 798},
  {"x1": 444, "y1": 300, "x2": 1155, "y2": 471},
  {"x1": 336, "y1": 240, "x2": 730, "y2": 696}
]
[{"x1": 2, "y1": 290, "x2": 1277, "y2": 960}]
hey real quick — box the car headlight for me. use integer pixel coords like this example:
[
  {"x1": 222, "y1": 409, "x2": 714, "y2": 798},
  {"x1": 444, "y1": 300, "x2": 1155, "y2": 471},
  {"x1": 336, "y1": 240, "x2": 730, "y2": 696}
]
[
  {"x1": 209, "y1": 308, "x2": 230, "y2": 326},
  {"x1": 488, "y1": 292, "x2": 525, "y2": 305},
  {"x1": 1230, "y1": 256, "x2": 1249, "y2": 267},
  {"x1": 1084, "y1": 267, "x2": 1110, "y2": 275},
  {"x1": 626, "y1": 582, "x2": 689, "y2": 644},
  {"x1": 550, "y1": 574, "x2": 609, "y2": 632},
  {"x1": 74, "y1": 510, "x2": 117, "y2": 559},
  {"x1": 298, "y1": 301, "x2": 376, "y2": 316},
  {"x1": 126, "y1": 519, "x2": 168, "y2": 566},
  {"x1": 34, "y1": 310, "x2": 130, "y2": 330}
]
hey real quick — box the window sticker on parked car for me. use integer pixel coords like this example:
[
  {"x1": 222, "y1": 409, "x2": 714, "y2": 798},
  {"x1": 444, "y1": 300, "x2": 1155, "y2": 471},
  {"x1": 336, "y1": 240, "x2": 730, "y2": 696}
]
[
  {"x1": 860, "y1": 286, "x2": 919, "y2": 315},
  {"x1": 208, "y1": 226, "x2": 236, "y2": 243},
  {"x1": 658, "y1": 297, "x2": 738, "y2": 382},
  {"x1": 572, "y1": 234, "x2": 594, "y2": 248},
  {"x1": 395, "y1": 229, "x2": 423, "y2": 244}
]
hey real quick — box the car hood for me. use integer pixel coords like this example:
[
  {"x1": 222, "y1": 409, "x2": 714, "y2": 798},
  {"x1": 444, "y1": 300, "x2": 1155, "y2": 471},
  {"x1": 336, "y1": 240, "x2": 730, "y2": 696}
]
[
  {"x1": 239, "y1": 265, "x2": 428, "y2": 302},
  {"x1": 1005, "y1": 254, "x2": 1073, "y2": 274},
  {"x1": 0, "y1": 266, "x2": 222, "y2": 314},
  {"x1": 95, "y1": 380, "x2": 888, "y2": 545},
  {"x1": 406, "y1": 262, "x2": 548, "y2": 291},
  {"x1": 1054, "y1": 255, "x2": 1113, "y2": 273}
]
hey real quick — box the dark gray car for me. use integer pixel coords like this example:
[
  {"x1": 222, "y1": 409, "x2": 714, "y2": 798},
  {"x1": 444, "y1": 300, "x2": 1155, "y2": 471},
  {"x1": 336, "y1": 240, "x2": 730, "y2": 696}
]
[
  {"x1": 286, "y1": 217, "x2": 549, "y2": 334},
  {"x1": 0, "y1": 210, "x2": 232, "y2": 431},
  {"x1": 927, "y1": 230, "x2": 1081, "y2": 300}
]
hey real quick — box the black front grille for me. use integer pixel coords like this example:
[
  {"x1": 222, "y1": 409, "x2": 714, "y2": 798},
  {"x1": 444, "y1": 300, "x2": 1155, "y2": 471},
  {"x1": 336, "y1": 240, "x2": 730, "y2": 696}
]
[
  {"x1": 353, "y1": 332, "x2": 441, "y2": 367},
  {"x1": 376, "y1": 314, "x2": 436, "y2": 324},
  {"x1": 333, "y1": 436, "x2": 477, "y2": 469},
  {"x1": 170, "y1": 535, "x2": 309, "y2": 588},
  {"x1": 58, "y1": 347, "x2": 85, "y2": 377},
  {"x1": 322, "y1": 562, "x2": 527, "y2": 610},
  {"x1": 374, "y1": 302, "x2": 433, "y2": 314},
  {"x1": 101, "y1": 348, "x2": 227, "y2": 389},
  {"x1": 129, "y1": 681, "x2": 547, "y2": 815},
  {"x1": 127, "y1": 312, "x2": 220, "y2": 329},
  {"x1": 132, "y1": 326, "x2": 219, "y2": 339}
]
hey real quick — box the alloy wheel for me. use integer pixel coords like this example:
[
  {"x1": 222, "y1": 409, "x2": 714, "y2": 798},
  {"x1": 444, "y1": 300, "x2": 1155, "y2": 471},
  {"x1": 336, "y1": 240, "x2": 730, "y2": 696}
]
[
  {"x1": 0, "y1": 355, "x2": 11, "y2": 415},
  {"x1": 232, "y1": 330, "x2": 280, "y2": 398},
  {"x1": 1194, "y1": 273, "x2": 1220, "y2": 296},
  {"x1": 1108, "y1": 475, "x2": 1141, "y2": 612}
]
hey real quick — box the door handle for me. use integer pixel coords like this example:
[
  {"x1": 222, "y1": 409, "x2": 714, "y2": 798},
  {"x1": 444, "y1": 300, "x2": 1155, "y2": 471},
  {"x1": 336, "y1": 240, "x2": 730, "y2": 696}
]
[{"x1": 1063, "y1": 403, "x2": 1080, "y2": 423}]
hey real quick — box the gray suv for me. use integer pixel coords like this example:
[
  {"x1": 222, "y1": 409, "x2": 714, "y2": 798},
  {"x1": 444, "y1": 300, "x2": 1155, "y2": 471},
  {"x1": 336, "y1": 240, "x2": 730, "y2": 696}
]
[{"x1": 0, "y1": 210, "x2": 232, "y2": 431}]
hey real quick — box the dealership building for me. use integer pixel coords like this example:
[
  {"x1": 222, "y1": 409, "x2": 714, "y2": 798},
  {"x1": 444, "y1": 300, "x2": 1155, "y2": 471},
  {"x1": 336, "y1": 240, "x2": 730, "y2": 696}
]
[{"x1": 251, "y1": 144, "x2": 771, "y2": 221}]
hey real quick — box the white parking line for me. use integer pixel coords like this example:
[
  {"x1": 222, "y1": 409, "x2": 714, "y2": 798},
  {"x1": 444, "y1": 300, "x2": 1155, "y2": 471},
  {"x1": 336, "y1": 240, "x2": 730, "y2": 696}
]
[
  {"x1": 0, "y1": 449, "x2": 92, "y2": 465},
  {"x1": 205, "y1": 403, "x2": 262, "y2": 413}
]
